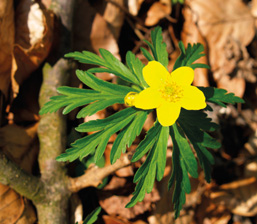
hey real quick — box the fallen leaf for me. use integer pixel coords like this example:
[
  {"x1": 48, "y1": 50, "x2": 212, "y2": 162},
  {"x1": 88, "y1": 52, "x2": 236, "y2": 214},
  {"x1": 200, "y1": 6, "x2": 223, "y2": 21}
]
[
  {"x1": 245, "y1": 159, "x2": 257, "y2": 179},
  {"x1": 103, "y1": 215, "x2": 147, "y2": 224},
  {"x1": 98, "y1": 176, "x2": 160, "y2": 219},
  {"x1": 251, "y1": 0, "x2": 257, "y2": 17},
  {"x1": 181, "y1": 4, "x2": 209, "y2": 87},
  {"x1": 211, "y1": 177, "x2": 257, "y2": 216},
  {"x1": 185, "y1": 0, "x2": 255, "y2": 97},
  {"x1": 217, "y1": 76, "x2": 246, "y2": 98},
  {"x1": 0, "y1": 184, "x2": 24, "y2": 224},
  {"x1": 102, "y1": 0, "x2": 125, "y2": 40},
  {"x1": 195, "y1": 194, "x2": 231, "y2": 224},
  {"x1": 0, "y1": 0, "x2": 15, "y2": 98},
  {"x1": 0, "y1": 123, "x2": 39, "y2": 173},
  {"x1": 128, "y1": 0, "x2": 144, "y2": 16},
  {"x1": 15, "y1": 200, "x2": 36, "y2": 224},
  {"x1": 145, "y1": 2, "x2": 171, "y2": 26},
  {"x1": 73, "y1": 1, "x2": 121, "y2": 80},
  {"x1": 12, "y1": 0, "x2": 54, "y2": 96},
  {"x1": 90, "y1": 13, "x2": 120, "y2": 81}
]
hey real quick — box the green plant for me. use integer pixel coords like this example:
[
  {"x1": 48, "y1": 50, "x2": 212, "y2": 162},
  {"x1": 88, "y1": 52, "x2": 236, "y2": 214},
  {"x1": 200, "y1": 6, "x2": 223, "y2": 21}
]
[{"x1": 40, "y1": 26, "x2": 244, "y2": 219}]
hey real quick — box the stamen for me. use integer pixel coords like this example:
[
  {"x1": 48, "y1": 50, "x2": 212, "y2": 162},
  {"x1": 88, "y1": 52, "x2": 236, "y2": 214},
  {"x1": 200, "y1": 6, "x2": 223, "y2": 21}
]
[{"x1": 159, "y1": 81, "x2": 183, "y2": 103}]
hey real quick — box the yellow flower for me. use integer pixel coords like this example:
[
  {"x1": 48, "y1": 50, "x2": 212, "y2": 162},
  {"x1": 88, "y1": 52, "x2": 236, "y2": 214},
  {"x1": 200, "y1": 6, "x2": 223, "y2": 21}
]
[{"x1": 125, "y1": 61, "x2": 206, "y2": 126}]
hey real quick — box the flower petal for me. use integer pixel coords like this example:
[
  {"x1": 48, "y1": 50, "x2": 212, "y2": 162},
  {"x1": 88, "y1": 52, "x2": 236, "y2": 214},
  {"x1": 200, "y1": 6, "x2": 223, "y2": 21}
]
[
  {"x1": 143, "y1": 61, "x2": 170, "y2": 88},
  {"x1": 180, "y1": 86, "x2": 206, "y2": 110},
  {"x1": 157, "y1": 102, "x2": 181, "y2": 126},
  {"x1": 171, "y1": 66, "x2": 194, "y2": 86},
  {"x1": 134, "y1": 87, "x2": 162, "y2": 109}
]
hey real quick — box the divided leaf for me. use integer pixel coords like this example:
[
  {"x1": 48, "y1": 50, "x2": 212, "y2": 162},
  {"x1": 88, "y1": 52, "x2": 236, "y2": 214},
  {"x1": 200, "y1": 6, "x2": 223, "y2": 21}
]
[
  {"x1": 168, "y1": 124, "x2": 195, "y2": 219},
  {"x1": 57, "y1": 113, "x2": 137, "y2": 162},
  {"x1": 142, "y1": 26, "x2": 169, "y2": 68},
  {"x1": 173, "y1": 41, "x2": 209, "y2": 71},
  {"x1": 66, "y1": 49, "x2": 140, "y2": 85},
  {"x1": 126, "y1": 123, "x2": 169, "y2": 208},
  {"x1": 199, "y1": 87, "x2": 245, "y2": 107}
]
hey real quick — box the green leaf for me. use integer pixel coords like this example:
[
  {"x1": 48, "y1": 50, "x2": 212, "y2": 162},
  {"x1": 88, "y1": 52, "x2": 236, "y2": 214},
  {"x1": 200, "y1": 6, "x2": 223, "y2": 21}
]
[
  {"x1": 173, "y1": 41, "x2": 208, "y2": 71},
  {"x1": 82, "y1": 207, "x2": 101, "y2": 224},
  {"x1": 179, "y1": 109, "x2": 219, "y2": 132},
  {"x1": 76, "y1": 98, "x2": 123, "y2": 118},
  {"x1": 99, "y1": 48, "x2": 140, "y2": 85},
  {"x1": 65, "y1": 51, "x2": 107, "y2": 67},
  {"x1": 168, "y1": 125, "x2": 191, "y2": 219},
  {"x1": 39, "y1": 88, "x2": 104, "y2": 115},
  {"x1": 76, "y1": 107, "x2": 138, "y2": 132},
  {"x1": 131, "y1": 122, "x2": 162, "y2": 162},
  {"x1": 126, "y1": 51, "x2": 148, "y2": 88},
  {"x1": 76, "y1": 70, "x2": 138, "y2": 95},
  {"x1": 87, "y1": 67, "x2": 114, "y2": 74},
  {"x1": 40, "y1": 69, "x2": 139, "y2": 118},
  {"x1": 171, "y1": 123, "x2": 198, "y2": 178},
  {"x1": 156, "y1": 126, "x2": 169, "y2": 181},
  {"x1": 177, "y1": 107, "x2": 220, "y2": 183},
  {"x1": 66, "y1": 49, "x2": 141, "y2": 85},
  {"x1": 110, "y1": 110, "x2": 148, "y2": 164},
  {"x1": 150, "y1": 26, "x2": 169, "y2": 68},
  {"x1": 57, "y1": 113, "x2": 137, "y2": 163},
  {"x1": 126, "y1": 124, "x2": 169, "y2": 208},
  {"x1": 143, "y1": 27, "x2": 169, "y2": 68},
  {"x1": 199, "y1": 87, "x2": 245, "y2": 107},
  {"x1": 140, "y1": 47, "x2": 154, "y2": 61}
]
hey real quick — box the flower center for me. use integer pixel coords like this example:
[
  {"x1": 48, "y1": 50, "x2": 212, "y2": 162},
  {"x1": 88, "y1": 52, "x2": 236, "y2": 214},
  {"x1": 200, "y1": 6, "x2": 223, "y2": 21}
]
[{"x1": 159, "y1": 81, "x2": 184, "y2": 103}]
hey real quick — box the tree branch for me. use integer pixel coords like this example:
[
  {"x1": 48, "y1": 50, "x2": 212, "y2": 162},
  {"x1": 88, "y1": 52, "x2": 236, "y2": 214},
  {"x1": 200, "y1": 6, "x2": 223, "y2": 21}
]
[
  {"x1": 0, "y1": 151, "x2": 45, "y2": 202},
  {"x1": 68, "y1": 152, "x2": 132, "y2": 192}
]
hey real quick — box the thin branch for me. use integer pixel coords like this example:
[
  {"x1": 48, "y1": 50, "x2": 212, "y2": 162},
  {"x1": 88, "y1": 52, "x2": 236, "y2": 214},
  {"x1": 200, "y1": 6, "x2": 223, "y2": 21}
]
[
  {"x1": 0, "y1": 151, "x2": 45, "y2": 202},
  {"x1": 68, "y1": 152, "x2": 133, "y2": 192}
]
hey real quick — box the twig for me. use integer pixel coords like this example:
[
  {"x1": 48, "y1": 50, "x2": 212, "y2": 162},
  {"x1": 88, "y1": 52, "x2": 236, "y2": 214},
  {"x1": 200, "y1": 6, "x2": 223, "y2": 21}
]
[
  {"x1": 68, "y1": 152, "x2": 133, "y2": 192},
  {"x1": 0, "y1": 151, "x2": 45, "y2": 203}
]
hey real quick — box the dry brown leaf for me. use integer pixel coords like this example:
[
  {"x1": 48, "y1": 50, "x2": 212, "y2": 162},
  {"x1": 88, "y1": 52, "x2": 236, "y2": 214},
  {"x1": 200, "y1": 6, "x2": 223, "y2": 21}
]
[
  {"x1": 0, "y1": 123, "x2": 38, "y2": 223},
  {"x1": 0, "y1": 0, "x2": 15, "y2": 98},
  {"x1": 98, "y1": 176, "x2": 160, "y2": 219},
  {"x1": 195, "y1": 194, "x2": 231, "y2": 224},
  {"x1": 185, "y1": 0, "x2": 255, "y2": 97},
  {"x1": 0, "y1": 184, "x2": 24, "y2": 224},
  {"x1": 12, "y1": 0, "x2": 54, "y2": 96},
  {"x1": 90, "y1": 13, "x2": 120, "y2": 81},
  {"x1": 145, "y1": 2, "x2": 171, "y2": 26},
  {"x1": 16, "y1": 200, "x2": 36, "y2": 224},
  {"x1": 0, "y1": 123, "x2": 39, "y2": 173},
  {"x1": 103, "y1": 215, "x2": 147, "y2": 224},
  {"x1": 41, "y1": 0, "x2": 52, "y2": 9},
  {"x1": 211, "y1": 177, "x2": 257, "y2": 216},
  {"x1": 181, "y1": 4, "x2": 209, "y2": 87},
  {"x1": 73, "y1": 1, "x2": 121, "y2": 80},
  {"x1": 102, "y1": 0, "x2": 125, "y2": 40},
  {"x1": 251, "y1": 0, "x2": 257, "y2": 17},
  {"x1": 128, "y1": 0, "x2": 144, "y2": 16},
  {"x1": 245, "y1": 159, "x2": 257, "y2": 178},
  {"x1": 217, "y1": 75, "x2": 246, "y2": 98}
]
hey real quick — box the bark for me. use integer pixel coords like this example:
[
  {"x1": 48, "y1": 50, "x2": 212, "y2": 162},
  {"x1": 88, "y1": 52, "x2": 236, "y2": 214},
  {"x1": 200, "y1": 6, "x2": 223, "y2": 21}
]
[
  {"x1": 35, "y1": 0, "x2": 75, "y2": 223},
  {"x1": 37, "y1": 59, "x2": 71, "y2": 224},
  {"x1": 0, "y1": 151, "x2": 45, "y2": 203}
]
